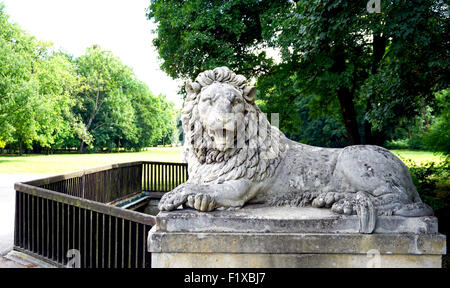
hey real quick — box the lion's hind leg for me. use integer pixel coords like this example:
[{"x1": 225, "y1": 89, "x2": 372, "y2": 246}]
[
  {"x1": 393, "y1": 202, "x2": 434, "y2": 217},
  {"x1": 368, "y1": 185, "x2": 433, "y2": 217}
]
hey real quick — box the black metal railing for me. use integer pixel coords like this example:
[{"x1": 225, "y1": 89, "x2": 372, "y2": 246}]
[
  {"x1": 13, "y1": 161, "x2": 188, "y2": 268},
  {"x1": 142, "y1": 161, "x2": 188, "y2": 193}
]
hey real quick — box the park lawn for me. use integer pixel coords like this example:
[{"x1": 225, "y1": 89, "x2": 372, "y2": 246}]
[
  {"x1": 390, "y1": 149, "x2": 446, "y2": 166},
  {"x1": 0, "y1": 147, "x2": 444, "y2": 175},
  {"x1": 0, "y1": 147, "x2": 183, "y2": 175}
]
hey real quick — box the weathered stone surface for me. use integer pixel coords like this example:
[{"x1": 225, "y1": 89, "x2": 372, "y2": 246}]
[
  {"x1": 149, "y1": 66, "x2": 445, "y2": 267},
  {"x1": 155, "y1": 205, "x2": 438, "y2": 234},
  {"x1": 149, "y1": 229, "x2": 446, "y2": 255},
  {"x1": 149, "y1": 225, "x2": 446, "y2": 268},
  {"x1": 156, "y1": 66, "x2": 434, "y2": 234},
  {"x1": 149, "y1": 205, "x2": 446, "y2": 268},
  {"x1": 151, "y1": 253, "x2": 442, "y2": 268}
]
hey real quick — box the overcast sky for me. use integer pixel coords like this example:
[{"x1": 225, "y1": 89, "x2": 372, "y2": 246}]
[{"x1": 2, "y1": 0, "x2": 184, "y2": 108}]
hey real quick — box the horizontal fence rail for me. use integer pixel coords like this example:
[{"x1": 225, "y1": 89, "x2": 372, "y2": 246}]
[
  {"x1": 14, "y1": 161, "x2": 188, "y2": 268},
  {"x1": 26, "y1": 162, "x2": 142, "y2": 204}
]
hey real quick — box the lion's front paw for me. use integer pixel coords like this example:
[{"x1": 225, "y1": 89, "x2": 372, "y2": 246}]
[
  {"x1": 158, "y1": 185, "x2": 191, "y2": 211},
  {"x1": 330, "y1": 191, "x2": 376, "y2": 233},
  {"x1": 330, "y1": 198, "x2": 355, "y2": 215},
  {"x1": 311, "y1": 192, "x2": 344, "y2": 208},
  {"x1": 186, "y1": 193, "x2": 216, "y2": 212}
]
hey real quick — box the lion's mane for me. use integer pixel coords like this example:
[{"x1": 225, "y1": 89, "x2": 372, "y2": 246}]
[{"x1": 181, "y1": 67, "x2": 288, "y2": 185}]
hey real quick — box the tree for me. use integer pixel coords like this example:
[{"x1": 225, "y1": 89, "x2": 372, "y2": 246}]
[
  {"x1": 148, "y1": 0, "x2": 450, "y2": 146},
  {"x1": 358, "y1": 0, "x2": 449, "y2": 144},
  {"x1": 1, "y1": 4, "x2": 177, "y2": 154},
  {"x1": 126, "y1": 81, "x2": 175, "y2": 150},
  {"x1": 259, "y1": 0, "x2": 449, "y2": 145},
  {"x1": 1, "y1": 5, "x2": 88, "y2": 154},
  {"x1": 422, "y1": 88, "x2": 450, "y2": 158},
  {"x1": 147, "y1": 0, "x2": 288, "y2": 80},
  {"x1": 32, "y1": 54, "x2": 84, "y2": 152},
  {"x1": 1, "y1": 5, "x2": 45, "y2": 154},
  {"x1": 74, "y1": 45, "x2": 177, "y2": 152},
  {"x1": 75, "y1": 45, "x2": 136, "y2": 152},
  {"x1": 156, "y1": 94, "x2": 177, "y2": 146}
]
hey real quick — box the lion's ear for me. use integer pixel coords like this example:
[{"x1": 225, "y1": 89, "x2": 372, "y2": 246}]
[
  {"x1": 186, "y1": 82, "x2": 201, "y2": 95},
  {"x1": 243, "y1": 86, "x2": 257, "y2": 104}
]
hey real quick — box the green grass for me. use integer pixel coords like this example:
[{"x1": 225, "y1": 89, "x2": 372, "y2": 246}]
[
  {"x1": 0, "y1": 148, "x2": 445, "y2": 175},
  {"x1": 0, "y1": 147, "x2": 183, "y2": 175},
  {"x1": 390, "y1": 149, "x2": 446, "y2": 166}
]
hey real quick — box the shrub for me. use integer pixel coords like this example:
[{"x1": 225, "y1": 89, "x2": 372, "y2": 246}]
[
  {"x1": 401, "y1": 157, "x2": 449, "y2": 267},
  {"x1": 406, "y1": 135, "x2": 425, "y2": 150},
  {"x1": 405, "y1": 160, "x2": 449, "y2": 211},
  {"x1": 384, "y1": 135, "x2": 426, "y2": 150},
  {"x1": 384, "y1": 139, "x2": 409, "y2": 150}
]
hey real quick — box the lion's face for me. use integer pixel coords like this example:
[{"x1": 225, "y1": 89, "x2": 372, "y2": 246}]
[
  {"x1": 182, "y1": 67, "x2": 285, "y2": 183},
  {"x1": 197, "y1": 82, "x2": 245, "y2": 151}
]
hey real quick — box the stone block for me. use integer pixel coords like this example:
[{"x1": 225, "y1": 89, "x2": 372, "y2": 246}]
[{"x1": 149, "y1": 205, "x2": 446, "y2": 268}]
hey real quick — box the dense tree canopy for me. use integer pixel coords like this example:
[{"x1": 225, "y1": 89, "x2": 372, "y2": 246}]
[
  {"x1": 148, "y1": 0, "x2": 449, "y2": 147},
  {"x1": 147, "y1": 0, "x2": 286, "y2": 80},
  {"x1": 0, "y1": 4, "x2": 177, "y2": 154}
]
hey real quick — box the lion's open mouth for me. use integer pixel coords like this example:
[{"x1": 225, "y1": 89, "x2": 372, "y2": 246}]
[{"x1": 209, "y1": 128, "x2": 237, "y2": 150}]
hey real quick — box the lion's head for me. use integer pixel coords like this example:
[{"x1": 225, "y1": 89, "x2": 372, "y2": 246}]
[{"x1": 181, "y1": 67, "x2": 287, "y2": 184}]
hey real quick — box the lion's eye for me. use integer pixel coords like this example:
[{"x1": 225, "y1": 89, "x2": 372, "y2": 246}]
[
  {"x1": 234, "y1": 97, "x2": 243, "y2": 104},
  {"x1": 202, "y1": 96, "x2": 211, "y2": 102}
]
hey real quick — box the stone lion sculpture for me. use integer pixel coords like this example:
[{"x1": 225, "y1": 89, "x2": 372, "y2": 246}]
[{"x1": 158, "y1": 66, "x2": 433, "y2": 233}]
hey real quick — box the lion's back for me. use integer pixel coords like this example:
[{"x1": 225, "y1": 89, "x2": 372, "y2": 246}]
[{"x1": 271, "y1": 140, "x2": 342, "y2": 193}]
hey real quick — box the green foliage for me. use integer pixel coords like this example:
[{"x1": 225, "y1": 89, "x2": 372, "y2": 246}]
[
  {"x1": 404, "y1": 159, "x2": 449, "y2": 212},
  {"x1": 386, "y1": 134, "x2": 426, "y2": 151},
  {"x1": 361, "y1": 1, "x2": 449, "y2": 132},
  {"x1": 422, "y1": 88, "x2": 450, "y2": 158},
  {"x1": 400, "y1": 156, "x2": 449, "y2": 263},
  {"x1": 0, "y1": 5, "x2": 177, "y2": 154},
  {"x1": 147, "y1": 0, "x2": 286, "y2": 80},
  {"x1": 148, "y1": 0, "x2": 450, "y2": 147},
  {"x1": 384, "y1": 88, "x2": 450, "y2": 153},
  {"x1": 384, "y1": 139, "x2": 410, "y2": 150},
  {"x1": 32, "y1": 54, "x2": 82, "y2": 150},
  {"x1": 74, "y1": 45, "x2": 177, "y2": 152},
  {"x1": 0, "y1": 5, "x2": 49, "y2": 153}
]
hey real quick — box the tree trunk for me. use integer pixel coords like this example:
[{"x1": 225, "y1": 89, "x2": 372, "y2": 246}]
[
  {"x1": 422, "y1": 101, "x2": 429, "y2": 131},
  {"x1": 79, "y1": 141, "x2": 85, "y2": 153},
  {"x1": 330, "y1": 44, "x2": 361, "y2": 146},
  {"x1": 363, "y1": 115, "x2": 386, "y2": 146},
  {"x1": 18, "y1": 139, "x2": 23, "y2": 156},
  {"x1": 364, "y1": 119, "x2": 374, "y2": 145},
  {"x1": 78, "y1": 88, "x2": 100, "y2": 154},
  {"x1": 336, "y1": 87, "x2": 361, "y2": 145},
  {"x1": 365, "y1": 34, "x2": 387, "y2": 145}
]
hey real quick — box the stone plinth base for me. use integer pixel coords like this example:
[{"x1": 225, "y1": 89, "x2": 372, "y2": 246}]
[{"x1": 148, "y1": 205, "x2": 446, "y2": 268}]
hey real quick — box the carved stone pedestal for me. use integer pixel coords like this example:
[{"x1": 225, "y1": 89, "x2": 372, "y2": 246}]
[{"x1": 148, "y1": 205, "x2": 446, "y2": 268}]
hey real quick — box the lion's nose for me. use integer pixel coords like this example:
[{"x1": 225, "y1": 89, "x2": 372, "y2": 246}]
[
  {"x1": 216, "y1": 98, "x2": 232, "y2": 113},
  {"x1": 208, "y1": 112, "x2": 233, "y2": 130}
]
